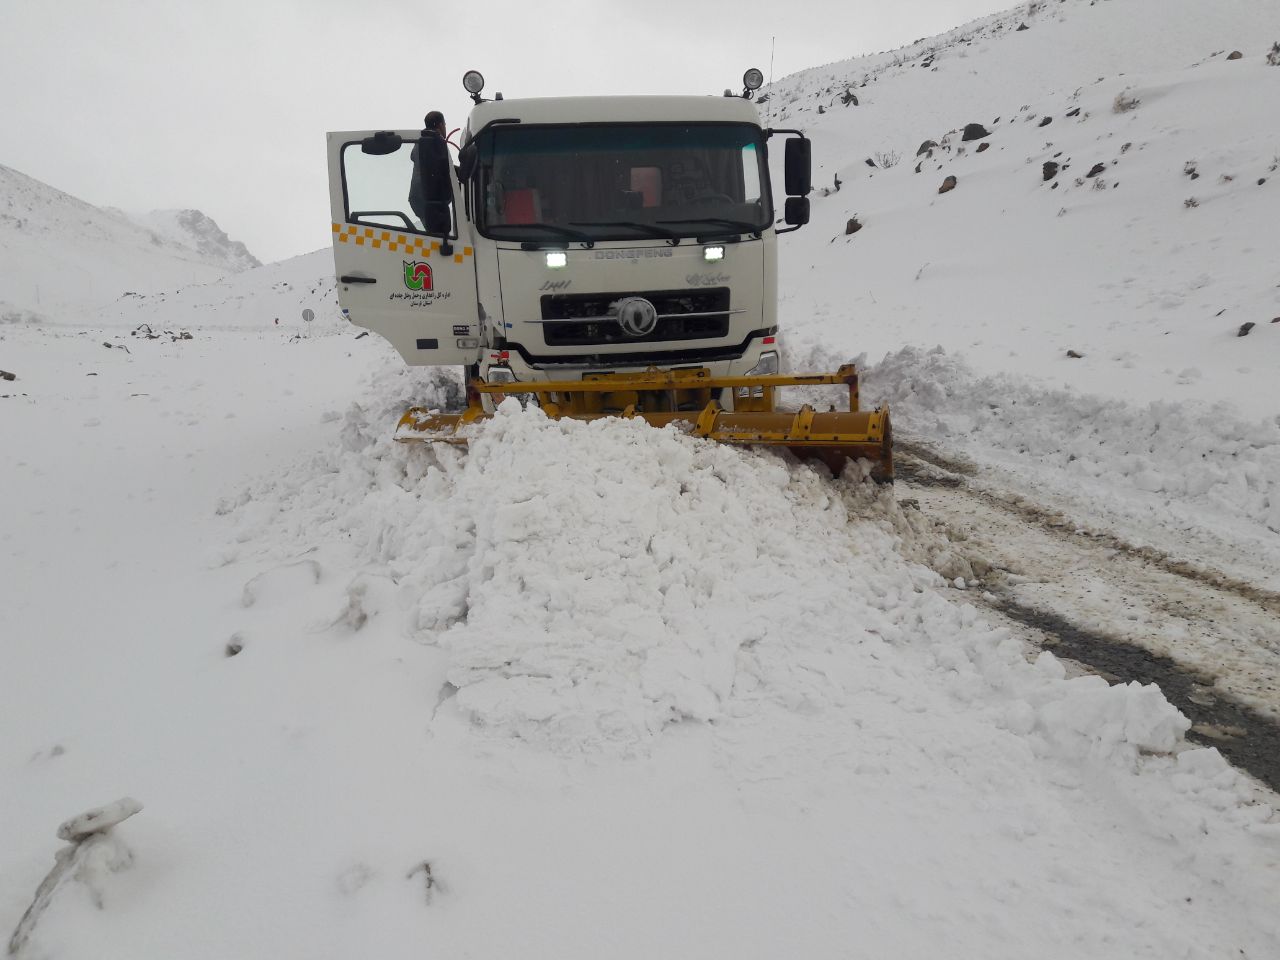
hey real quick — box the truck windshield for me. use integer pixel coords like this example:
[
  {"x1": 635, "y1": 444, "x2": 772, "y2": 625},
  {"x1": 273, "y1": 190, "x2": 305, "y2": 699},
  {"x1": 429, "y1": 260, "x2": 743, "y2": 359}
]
[{"x1": 474, "y1": 123, "x2": 771, "y2": 243}]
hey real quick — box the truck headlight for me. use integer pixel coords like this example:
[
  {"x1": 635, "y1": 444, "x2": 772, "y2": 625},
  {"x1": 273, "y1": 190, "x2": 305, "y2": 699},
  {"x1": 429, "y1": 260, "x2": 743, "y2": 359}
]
[{"x1": 744, "y1": 351, "x2": 779, "y2": 377}]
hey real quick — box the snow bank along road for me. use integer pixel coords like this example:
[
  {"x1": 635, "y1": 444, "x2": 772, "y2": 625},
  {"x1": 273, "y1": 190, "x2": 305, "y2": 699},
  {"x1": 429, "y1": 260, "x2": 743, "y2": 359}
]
[
  {"x1": 2, "y1": 325, "x2": 1278, "y2": 959},
  {"x1": 783, "y1": 340, "x2": 1280, "y2": 795}
]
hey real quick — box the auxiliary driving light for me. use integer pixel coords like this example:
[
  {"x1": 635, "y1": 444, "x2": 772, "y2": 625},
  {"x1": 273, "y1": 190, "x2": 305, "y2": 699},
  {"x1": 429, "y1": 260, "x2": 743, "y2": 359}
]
[
  {"x1": 463, "y1": 70, "x2": 485, "y2": 101},
  {"x1": 487, "y1": 366, "x2": 516, "y2": 384},
  {"x1": 743, "y1": 68, "x2": 764, "y2": 91},
  {"x1": 704, "y1": 245, "x2": 725, "y2": 262},
  {"x1": 745, "y1": 350, "x2": 780, "y2": 377},
  {"x1": 546, "y1": 251, "x2": 568, "y2": 268}
]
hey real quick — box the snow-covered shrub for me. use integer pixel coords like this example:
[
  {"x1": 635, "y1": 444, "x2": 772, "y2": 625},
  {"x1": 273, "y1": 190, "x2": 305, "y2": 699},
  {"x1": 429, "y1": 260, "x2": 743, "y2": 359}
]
[
  {"x1": 1267, "y1": 41, "x2": 1279, "y2": 66},
  {"x1": 1113, "y1": 89, "x2": 1141, "y2": 113},
  {"x1": 874, "y1": 150, "x2": 901, "y2": 169}
]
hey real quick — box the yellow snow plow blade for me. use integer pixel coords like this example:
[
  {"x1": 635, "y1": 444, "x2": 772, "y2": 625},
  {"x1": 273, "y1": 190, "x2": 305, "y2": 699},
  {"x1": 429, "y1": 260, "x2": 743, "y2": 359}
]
[{"x1": 396, "y1": 364, "x2": 893, "y2": 482}]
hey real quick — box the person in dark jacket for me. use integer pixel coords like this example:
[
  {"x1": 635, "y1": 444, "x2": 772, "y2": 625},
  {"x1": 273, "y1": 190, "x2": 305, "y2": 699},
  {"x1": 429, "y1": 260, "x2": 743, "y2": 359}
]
[{"x1": 408, "y1": 111, "x2": 452, "y2": 234}]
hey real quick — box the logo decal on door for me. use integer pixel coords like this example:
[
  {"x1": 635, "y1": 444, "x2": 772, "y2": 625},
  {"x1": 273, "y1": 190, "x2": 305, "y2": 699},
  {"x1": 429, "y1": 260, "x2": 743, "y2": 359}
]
[{"x1": 403, "y1": 261, "x2": 434, "y2": 291}]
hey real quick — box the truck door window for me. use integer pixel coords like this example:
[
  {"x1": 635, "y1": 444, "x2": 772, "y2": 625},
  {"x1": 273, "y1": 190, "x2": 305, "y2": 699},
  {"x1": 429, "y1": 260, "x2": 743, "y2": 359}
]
[
  {"x1": 740, "y1": 144, "x2": 762, "y2": 204},
  {"x1": 342, "y1": 139, "x2": 450, "y2": 235}
]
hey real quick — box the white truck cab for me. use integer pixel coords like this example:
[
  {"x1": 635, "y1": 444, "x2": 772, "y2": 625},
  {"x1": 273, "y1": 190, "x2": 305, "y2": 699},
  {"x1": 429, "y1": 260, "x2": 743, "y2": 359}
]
[{"x1": 327, "y1": 71, "x2": 812, "y2": 397}]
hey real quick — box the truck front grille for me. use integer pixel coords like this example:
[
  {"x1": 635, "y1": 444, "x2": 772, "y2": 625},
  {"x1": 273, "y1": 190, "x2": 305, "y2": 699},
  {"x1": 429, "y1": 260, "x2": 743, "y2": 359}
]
[{"x1": 539, "y1": 288, "x2": 730, "y2": 347}]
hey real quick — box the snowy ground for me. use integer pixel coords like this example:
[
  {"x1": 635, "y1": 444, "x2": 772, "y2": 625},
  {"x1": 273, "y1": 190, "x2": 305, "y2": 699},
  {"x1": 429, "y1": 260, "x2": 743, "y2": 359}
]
[
  {"x1": 3, "y1": 322, "x2": 1279, "y2": 958},
  {"x1": 5, "y1": 0, "x2": 1280, "y2": 955}
]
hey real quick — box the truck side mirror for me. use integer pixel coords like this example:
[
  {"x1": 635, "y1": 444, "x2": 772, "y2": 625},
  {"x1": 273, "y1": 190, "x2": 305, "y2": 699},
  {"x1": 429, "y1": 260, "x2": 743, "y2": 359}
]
[
  {"x1": 458, "y1": 142, "x2": 478, "y2": 181},
  {"x1": 784, "y1": 138, "x2": 812, "y2": 196},
  {"x1": 784, "y1": 196, "x2": 810, "y2": 227},
  {"x1": 361, "y1": 131, "x2": 403, "y2": 156}
]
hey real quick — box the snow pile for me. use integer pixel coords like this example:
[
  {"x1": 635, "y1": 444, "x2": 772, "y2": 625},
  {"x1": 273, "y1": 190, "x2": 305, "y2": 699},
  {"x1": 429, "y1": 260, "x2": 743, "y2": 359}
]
[
  {"x1": 1034, "y1": 672, "x2": 1189, "y2": 761},
  {"x1": 429, "y1": 412, "x2": 779, "y2": 746},
  {"x1": 411, "y1": 408, "x2": 929, "y2": 751},
  {"x1": 863, "y1": 345, "x2": 1280, "y2": 533},
  {"x1": 226, "y1": 376, "x2": 1205, "y2": 769}
]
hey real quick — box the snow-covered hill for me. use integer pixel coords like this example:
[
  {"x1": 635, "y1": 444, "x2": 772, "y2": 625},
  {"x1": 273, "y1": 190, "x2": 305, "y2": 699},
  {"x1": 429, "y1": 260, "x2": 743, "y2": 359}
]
[
  {"x1": 765, "y1": 0, "x2": 1280, "y2": 420},
  {"x1": 120, "y1": 209, "x2": 260, "y2": 274},
  {"x1": 0, "y1": 163, "x2": 259, "y2": 323}
]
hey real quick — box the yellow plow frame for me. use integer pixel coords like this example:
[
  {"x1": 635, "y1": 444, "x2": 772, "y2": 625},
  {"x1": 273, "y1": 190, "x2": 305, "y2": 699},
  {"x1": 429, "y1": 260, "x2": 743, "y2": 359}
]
[{"x1": 397, "y1": 364, "x2": 893, "y2": 482}]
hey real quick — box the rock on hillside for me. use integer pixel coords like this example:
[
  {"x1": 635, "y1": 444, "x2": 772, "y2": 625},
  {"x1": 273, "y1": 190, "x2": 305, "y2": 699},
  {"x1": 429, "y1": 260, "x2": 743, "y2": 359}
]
[{"x1": 127, "y1": 208, "x2": 261, "y2": 273}]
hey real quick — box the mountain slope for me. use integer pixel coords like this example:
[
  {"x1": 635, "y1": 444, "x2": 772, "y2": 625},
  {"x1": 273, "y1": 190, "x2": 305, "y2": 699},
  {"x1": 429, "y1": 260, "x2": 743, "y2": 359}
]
[
  {"x1": 123, "y1": 209, "x2": 260, "y2": 274},
  {"x1": 0, "y1": 163, "x2": 259, "y2": 322},
  {"x1": 767, "y1": 0, "x2": 1280, "y2": 419}
]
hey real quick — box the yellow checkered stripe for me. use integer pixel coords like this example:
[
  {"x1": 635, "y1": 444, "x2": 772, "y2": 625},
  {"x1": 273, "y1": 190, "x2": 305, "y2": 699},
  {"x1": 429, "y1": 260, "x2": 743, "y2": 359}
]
[{"x1": 333, "y1": 223, "x2": 474, "y2": 264}]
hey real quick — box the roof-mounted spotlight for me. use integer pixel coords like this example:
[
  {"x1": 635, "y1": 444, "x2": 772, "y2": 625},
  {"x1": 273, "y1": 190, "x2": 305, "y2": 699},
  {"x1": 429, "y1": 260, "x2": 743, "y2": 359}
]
[
  {"x1": 742, "y1": 67, "x2": 764, "y2": 99},
  {"x1": 462, "y1": 70, "x2": 486, "y2": 104}
]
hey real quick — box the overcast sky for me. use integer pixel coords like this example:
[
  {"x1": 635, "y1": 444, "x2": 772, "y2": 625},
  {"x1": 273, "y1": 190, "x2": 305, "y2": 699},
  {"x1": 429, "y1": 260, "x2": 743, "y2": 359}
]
[{"x1": 0, "y1": 0, "x2": 1012, "y2": 263}]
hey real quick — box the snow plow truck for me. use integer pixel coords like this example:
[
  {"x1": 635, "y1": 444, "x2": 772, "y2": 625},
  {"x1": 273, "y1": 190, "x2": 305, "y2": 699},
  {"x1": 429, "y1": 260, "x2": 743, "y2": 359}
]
[{"x1": 326, "y1": 69, "x2": 892, "y2": 481}]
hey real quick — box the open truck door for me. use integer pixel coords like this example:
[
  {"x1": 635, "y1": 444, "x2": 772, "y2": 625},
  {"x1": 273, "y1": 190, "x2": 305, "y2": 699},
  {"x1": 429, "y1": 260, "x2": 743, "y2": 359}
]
[{"x1": 327, "y1": 129, "x2": 480, "y2": 365}]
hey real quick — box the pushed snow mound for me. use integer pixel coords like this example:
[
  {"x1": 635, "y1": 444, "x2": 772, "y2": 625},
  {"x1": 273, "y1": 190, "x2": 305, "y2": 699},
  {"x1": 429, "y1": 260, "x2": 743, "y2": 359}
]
[
  {"x1": 229, "y1": 371, "x2": 1206, "y2": 765},
  {"x1": 867, "y1": 345, "x2": 1280, "y2": 532},
  {"x1": 419, "y1": 402, "x2": 906, "y2": 750},
  {"x1": 784, "y1": 340, "x2": 1280, "y2": 586}
]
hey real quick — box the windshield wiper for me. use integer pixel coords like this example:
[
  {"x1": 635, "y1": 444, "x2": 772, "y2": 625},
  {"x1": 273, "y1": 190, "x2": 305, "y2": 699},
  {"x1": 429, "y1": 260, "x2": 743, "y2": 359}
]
[
  {"x1": 569, "y1": 221, "x2": 681, "y2": 243},
  {"x1": 656, "y1": 217, "x2": 761, "y2": 235},
  {"x1": 490, "y1": 223, "x2": 596, "y2": 248}
]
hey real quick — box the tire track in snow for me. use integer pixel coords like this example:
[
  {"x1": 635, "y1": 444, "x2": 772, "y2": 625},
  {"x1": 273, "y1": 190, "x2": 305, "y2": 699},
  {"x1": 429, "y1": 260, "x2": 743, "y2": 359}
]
[
  {"x1": 898, "y1": 440, "x2": 1280, "y2": 615},
  {"x1": 895, "y1": 446, "x2": 1280, "y2": 793}
]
